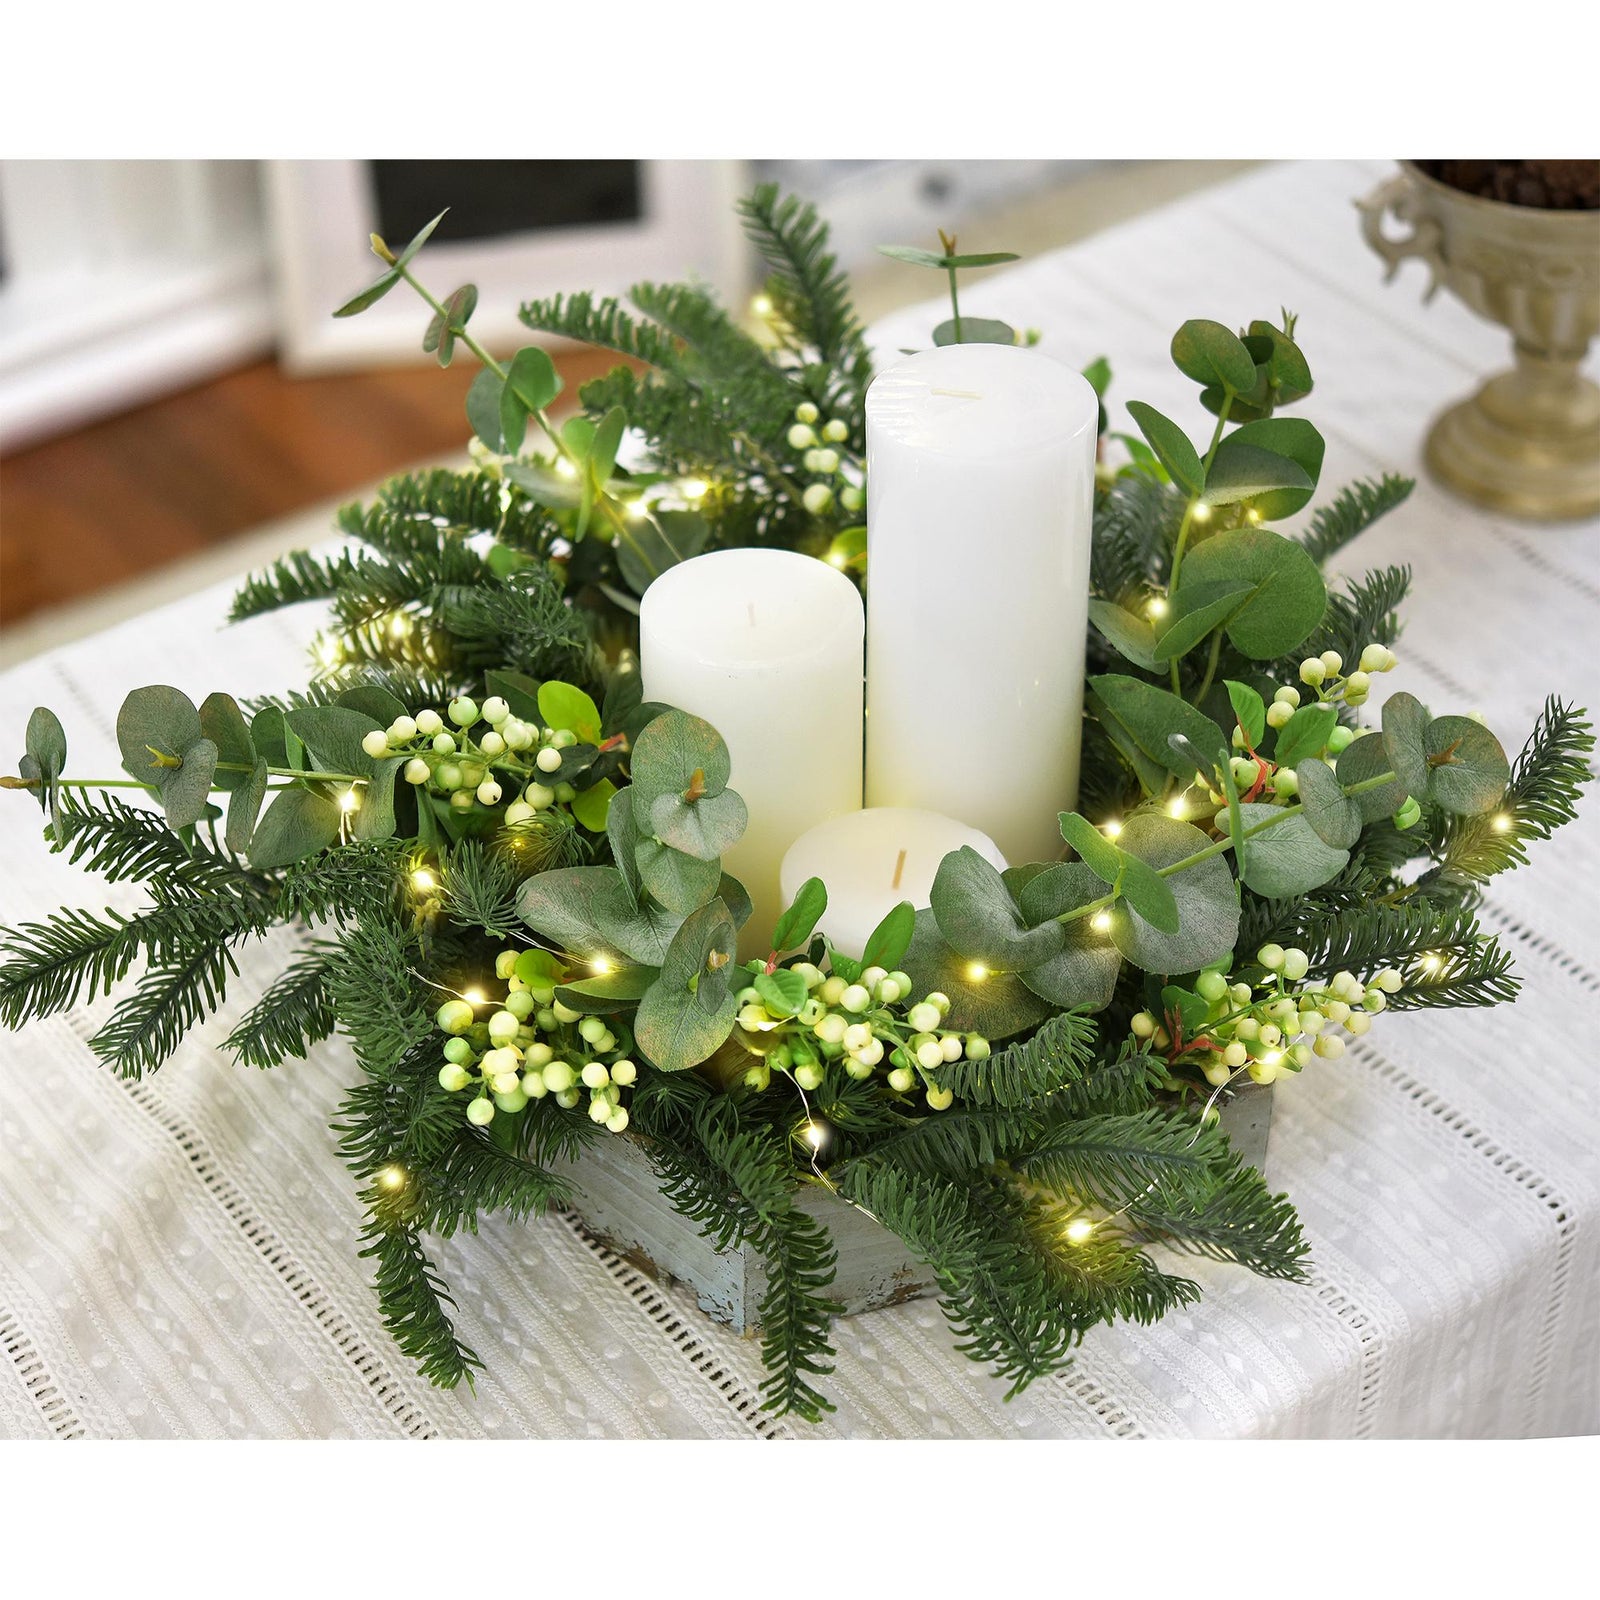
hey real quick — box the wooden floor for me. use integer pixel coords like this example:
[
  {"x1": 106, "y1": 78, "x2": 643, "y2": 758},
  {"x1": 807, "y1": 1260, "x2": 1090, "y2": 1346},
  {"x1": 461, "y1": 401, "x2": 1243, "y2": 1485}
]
[{"x1": 0, "y1": 347, "x2": 623, "y2": 627}]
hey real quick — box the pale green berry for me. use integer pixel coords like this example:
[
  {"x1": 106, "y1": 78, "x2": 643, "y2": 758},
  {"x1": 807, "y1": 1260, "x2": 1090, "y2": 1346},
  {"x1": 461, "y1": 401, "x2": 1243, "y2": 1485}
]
[
  {"x1": 522, "y1": 1071, "x2": 549, "y2": 1098},
  {"x1": 1281, "y1": 948, "x2": 1309, "y2": 981},
  {"x1": 1314, "y1": 1034, "x2": 1345, "y2": 1059},
  {"x1": 610, "y1": 1059, "x2": 637, "y2": 1087},
  {"x1": 815, "y1": 448, "x2": 840, "y2": 474},
  {"x1": 742, "y1": 1063, "x2": 771, "y2": 1091},
  {"x1": 802, "y1": 483, "x2": 833, "y2": 516},
  {"x1": 795, "y1": 1063, "x2": 824, "y2": 1091},
  {"x1": 449, "y1": 697, "x2": 478, "y2": 727},
  {"x1": 843, "y1": 1022, "x2": 873, "y2": 1053},
  {"x1": 876, "y1": 978, "x2": 903, "y2": 1005},
  {"x1": 488, "y1": 1010, "x2": 520, "y2": 1045},
  {"x1": 853, "y1": 1037, "x2": 884, "y2": 1068},
  {"x1": 1359, "y1": 644, "x2": 1392, "y2": 673},
  {"x1": 1344, "y1": 671, "x2": 1371, "y2": 699},
  {"x1": 888, "y1": 1066, "x2": 915, "y2": 1093},
  {"x1": 554, "y1": 1088, "x2": 581, "y2": 1110},
  {"x1": 467, "y1": 1097, "x2": 495, "y2": 1126},
  {"x1": 535, "y1": 747, "x2": 563, "y2": 774},
  {"x1": 482, "y1": 1048, "x2": 521, "y2": 1079},
  {"x1": 502, "y1": 991, "x2": 534, "y2": 1023},
  {"x1": 1374, "y1": 968, "x2": 1404, "y2": 993},
  {"x1": 481, "y1": 696, "x2": 509, "y2": 725},
  {"x1": 840, "y1": 485, "x2": 864, "y2": 512},
  {"x1": 578, "y1": 1016, "x2": 608, "y2": 1045},
  {"x1": 523, "y1": 1042, "x2": 554, "y2": 1068},
  {"x1": 580, "y1": 1061, "x2": 610, "y2": 1089},
  {"x1": 1327, "y1": 725, "x2": 1355, "y2": 755},
  {"x1": 1266, "y1": 701, "x2": 1294, "y2": 730},
  {"x1": 543, "y1": 1061, "x2": 576, "y2": 1093},
  {"x1": 788, "y1": 422, "x2": 817, "y2": 449},
  {"x1": 362, "y1": 729, "x2": 390, "y2": 758},
  {"x1": 1231, "y1": 982, "x2": 1253, "y2": 1005},
  {"x1": 459, "y1": 762, "x2": 485, "y2": 788},
  {"x1": 1258, "y1": 944, "x2": 1286, "y2": 972},
  {"x1": 794, "y1": 401, "x2": 819, "y2": 425},
  {"x1": 443, "y1": 1036, "x2": 474, "y2": 1066},
  {"x1": 739, "y1": 1004, "x2": 773, "y2": 1031},
  {"x1": 588, "y1": 1097, "x2": 612, "y2": 1124},
  {"x1": 1235, "y1": 1018, "x2": 1260, "y2": 1041},
  {"x1": 1130, "y1": 1011, "x2": 1157, "y2": 1039},
  {"x1": 494, "y1": 1087, "x2": 528, "y2": 1113},
  {"x1": 798, "y1": 998, "x2": 826, "y2": 1026},
  {"x1": 907, "y1": 1002, "x2": 941, "y2": 1034},
  {"x1": 737, "y1": 985, "x2": 761, "y2": 1005},
  {"x1": 524, "y1": 783, "x2": 556, "y2": 811},
  {"x1": 1320, "y1": 651, "x2": 1343, "y2": 676},
  {"x1": 927, "y1": 992, "x2": 951, "y2": 1014},
  {"x1": 551, "y1": 1001, "x2": 581, "y2": 1025},
  {"x1": 964, "y1": 1035, "x2": 991, "y2": 1060},
  {"x1": 1259, "y1": 1023, "x2": 1283, "y2": 1047},
  {"x1": 1204, "y1": 1058, "x2": 1232, "y2": 1087},
  {"x1": 536, "y1": 1009, "x2": 558, "y2": 1031},
  {"x1": 1232, "y1": 726, "x2": 1248, "y2": 750},
  {"x1": 915, "y1": 1039, "x2": 943, "y2": 1071},
  {"x1": 1273, "y1": 685, "x2": 1301, "y2": 709},
  {"x1": 404, "y1": 758, "x2": 431, "y2": 785},
  {"x1": 925, "y1": 1085, "x2": 954, "y2": 1112},
  {"x1": 554, "y1": 782, "x2": 576, "y2": 804},
  {"x1": 1394, "y1": 797, "x2": 1422, "y2": 831},
  {"x1": 476, "y1": 779, "x2": 502, "y2": 806},
  {"x1": 438, "y1": 1063, "x2": 471, "y2": 1092},
  {"x1": 494, "y1": 950, "x2": 518, "y2": 979},
  {"x1": 503, "y1": 719, "x2": 534, "y2": 752},
  {"x1": 1249, "y1": 1058, "x2": 1280, "y2": 1086},
  {"x1": 814, "y1": 1013, "x2": 847, "y2": 1046},
  {"x1": 449, "y1": 792, "x2": 474, "y2": 812},
  {"x1": 1196, "y1": 970, "x2": 1228, "y2": 1003},
  {"x1": 479, "y1": 731, "x2": 506, "y2": 758},
  {"x1": 859, "y1": 965, "x2": 887, "y2": 991},
  {"x1": 840, "y1": 983, "x2": 871, "y2": 1014},
  {"x1": 819, "y1": 976, "x2": 846, "y2": 1005},
  {"x1": 1223, "y1": 1041, "x2": 1248, "y2": 1068},
  {"x1": 1363, "y1": 989, "x2": 1388, "y2": 1013},
  {"x1": 792, "y1": 963, "x2": 824, "y2": 990},
  {"x1": 1325, "y1": 1000, "x2": 1352, "y2": 1025},
  {"x1": 415, "y1": 709, "x2": 444, "y2": 736},
  {"x1": 804, "y1": 448, "x2": 825, "y2": 473},
  {"x1": 606, "y1": 1107, "x2": 630, "y2": 1134},
  {"x1": 436, "y1": 1000, "x2": 475, "y2": 1034},
  {"x1": 1231, "y1": 757, "x2": 1259, "y2": 787},
  {"x1": 821, "y1": 419, "x2": 848, "y2": 443},
  {"x1": 433, "y1": 733, "x2": 456, "y2": 757},
  {"x1": 1274, "y1": 769, "x2": 1300, "y2": 798},
  {"x1": 939, "y1": 1034, "x2": 963, "y2": 1064},
  {"x1": 1300, "y1": 658, "x2": 1326, "y2": 687},
  {"x1": 1299, "y1": 1010, "x2": 1326, "y2": 1035},
  {"x1": 386, "y1": 715, "x2": 417, "y2": 743},
  {"x1": 1344, "y1": 1012, "x2": 1372, "y2": 1036}
]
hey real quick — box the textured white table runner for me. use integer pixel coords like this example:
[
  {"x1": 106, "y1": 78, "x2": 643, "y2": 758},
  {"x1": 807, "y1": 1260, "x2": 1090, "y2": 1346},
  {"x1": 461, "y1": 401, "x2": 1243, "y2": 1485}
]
[{"x1": 2, "y1": 159, "x2": 1596, "y2": 1439}]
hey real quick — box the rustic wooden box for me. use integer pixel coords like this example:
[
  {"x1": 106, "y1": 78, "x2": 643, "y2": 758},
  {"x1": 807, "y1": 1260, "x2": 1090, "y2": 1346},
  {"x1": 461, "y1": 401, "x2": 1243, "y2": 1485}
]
[{"x1": 554, "y1": 1086, "x2": 1273, "y2": 1335}]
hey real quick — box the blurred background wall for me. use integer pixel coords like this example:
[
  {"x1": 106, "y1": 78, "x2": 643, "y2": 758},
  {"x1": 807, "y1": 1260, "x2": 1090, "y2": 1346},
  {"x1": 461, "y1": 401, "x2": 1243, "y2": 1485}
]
[{"x1": 0, "y1": 158, "x2": 1253, "y2": 660}]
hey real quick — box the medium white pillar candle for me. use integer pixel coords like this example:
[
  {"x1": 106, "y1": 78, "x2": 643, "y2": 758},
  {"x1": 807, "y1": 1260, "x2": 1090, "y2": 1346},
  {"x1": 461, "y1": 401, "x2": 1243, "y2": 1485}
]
[
  {"x1": 641, "y1": 548, "x2": 864, "y2": 956},
  {"x1": 865, "y1": 343, "x2": 1097, "y2": 866},
  {"x1": 780, "y1": 807, "x2": 1005, "y2": 962}
]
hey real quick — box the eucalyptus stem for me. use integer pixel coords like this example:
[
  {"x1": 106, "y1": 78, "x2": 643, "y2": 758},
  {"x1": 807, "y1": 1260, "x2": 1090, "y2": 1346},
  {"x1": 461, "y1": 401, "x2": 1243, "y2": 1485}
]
[
  {"x1": 1193, "y1": 630, "x2": 1226, "y2": 705},
  {"x1": 946, "y1": 265, "x2": 962, "y2": 343},
  {"x1": 1055, "y1": 767, "x2": 1399, "y2": 929}
]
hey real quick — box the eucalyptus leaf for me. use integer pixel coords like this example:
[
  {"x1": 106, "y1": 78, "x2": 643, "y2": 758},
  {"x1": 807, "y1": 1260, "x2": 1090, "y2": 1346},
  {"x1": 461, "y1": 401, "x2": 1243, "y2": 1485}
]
[
  {"x1": 860, "y1": 901, "x2": 916, "y2": 974},
  {"x1": 1058, "y1": 811, "x2": 1123, "y2": 887},
  {"x1": 876, "y1": 244, "x2": 948, "y2": 268},
  {"x1": 630, "y1": 710, "x2": 731, "y2": 812},
  {"x1": 635, "y1": 837, "x2": 722, "y2": 915},
  {"x1": 163, "y1": 739, "x2": 218, "y2": 829},
  {"x1": 1088, "y1": 600, "x2": 1161, "y2": 672},
  {"x1": 901, "y1": 911, "x2": 1054, "y2": 1040},
  {"x1": 617, "y1": 509, "x2": 709, "y2": 594},
  {"x1": 634, "y1": 974, "x2": 738, "y2": 1072},
  {"x1": 506, "y1": 345, "x2": 563, "y2": 414},
  {"x1": 1219, "y1": 418, "x2": 1325, "y2": 519},
  {"x1": 1336, "y1": 732, "x2": 1408, "y2": 821},
  {"x1": 1109, "y1": 814, "x2": 1239, "y2": 974},
  {"x1": 649, "y1": 787, "x2": 747, "y2": 861},
  {"x1": 606, "y1": 786, "x2": 644, "y2": 908},
  {"x1": 1422, "y1": 715, "x2": 1510, "y2": 815},
  {"x1": 1247, "y1": 318, "x2": 1313, "y2": 406},
  {"x1": 485, "y1": 669, "x2": 543, "y2": 724},
  {"x1": 754, "y1": 968, "x2": 808, "y2": 1018},
  {"x1": 503, "y1": 461, "x2": 583, "y2": 510},
  {"x1": 1125, "y1": 401, "x2": 1204, "y2": 497},
  {"x1": 590, "y1": 406, "x2": 627, "y2": 485},
  {"x1": 1119, "y1": 854, "x2": 1180, "y2": 934},
  {"x1": 1171, "y1": 319, "x2": 1257, "y2": 394},
  {"x1": 335, "y1": 685, "x2": 410, "y2": 727},
  {"x1": 1202, "y1": 441, "x2": 1313, "y2": 508},
  {"x1": 225, "y1": 758, "x2": 269, "y2": 853},
  {"x1": 932, "y1": 317, "x2": 1015, "y2": 347},
  {"x1": 1089, "y1": 674, "x2": 1227, "y2": 782},
  {"x1": 554, "y1": 966, "x2": 658, "y2": 1014},
  {"x1": 1153, "y1": 579, "x2": 1255, "y2": 663},
  {"x1": 117, "y1": 685, "x2": 202, "y2": 781},
  {"x1": 1231, "y1": 802, "x2": 1348, "y2": 899},
  {"x1": 1177, "y1": 529, "x2": 1326, "y2": 660},
  {"x1": 1296, "y1": 757, "x2": 1361, "y2": 849},
  {"x1": 517, "y1": 865, "x2": 684, "y2": 966},
  {"x1": 352, "y1": 757, "x2": 401, "y2": 842},
  {"x1": 929, "y1": 847, "x2": 1064, "y2": 971},
  {"x1": 198, "y1": 693, "x2": 254, "y2": 792},
  {"x1": 1382, "y1": 692, "x2": 1432, "y2": 798},
  {"x1": 1226, "y1": 680, "x2": 1266, "y2": 749},
  {"x1": 283, "y1": 705, "x2": 383, "y2": 778},
  {"x1": 248, "y1": 786, "x2": 340, "y2": 869},
  {"x1": 465, "y1": 368, "x2": 507, "y2": 452}
]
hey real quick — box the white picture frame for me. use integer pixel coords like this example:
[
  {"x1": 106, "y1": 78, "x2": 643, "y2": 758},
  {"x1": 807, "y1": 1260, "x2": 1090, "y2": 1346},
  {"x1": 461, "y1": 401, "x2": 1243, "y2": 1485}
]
[{"x1": 265, "y1": 160, "x2": 750, "y2": 374}]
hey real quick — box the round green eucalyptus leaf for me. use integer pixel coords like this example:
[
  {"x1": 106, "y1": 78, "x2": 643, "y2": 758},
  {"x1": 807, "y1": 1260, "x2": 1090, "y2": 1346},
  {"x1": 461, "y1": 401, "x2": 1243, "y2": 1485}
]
[
  {"x1": 1295, "y1": 757, "x2": 1362, "y2": 849},
  {"x1": 1247, "y1": 319, "x2": 1313, "y2": 404},
  {"x1": 283, "y1": 705, "x2": 384, "y2": 777},
  {"x1": 352, "y1": 756, "x2": 401, "y2": 842},
  {"x1": 1087, "y1": 599, "x2": 1162, "y2": 672},
  {"x1": 901, "y1": 910, "x2": 1054, "y2": 1040},
  {"x1": 1217, "y1": 418, "x2": 1325, "y2": 519},
  {"x1": 334, "y1": 684, "x2": 411, "y2": 728},
  {"x1": 517, "y1": 865, "x2": 684, "y2": 966},
  {"x1": 1178, "y1": 529, "x2": 1326, "y2": 660},
  {"x1": 225, "y1": 758, "x2": 269, "y2": 854},
  {"x1": 649, "y1": 787, "x2": 748, "y2": 862},
  {"x1": 629, "y1": 710, "x2": 732, "y2": 812},
  {"x1": 117, "y1": 685, "x2": 202, "y2": 782},
  {"x1": 932, "y1": 317, "x2": 1016, "y2": 347},
  {"x1": 1336, "y1": 732, "x2": 1406, "y2": 821},
  {"x1": 247, "y1": 786, "x2": 340, "y2": 869},
  {"x1": 1381, "y1": 692, "x2": 1432, "y2": 798},
  {"x1": 1423, "y1": 715, "x2": 1511, "y2": 815},
  {"x1": 1108, "y1": 814, "x2": 1239, "y2": 975},
  {"x1": 929, "y1": 846, "x2": 1063, "y2": 971},
  {"x1": 1230, "y1": 802, "x2": 1349, "y2": 899},
  {"x1": 636, "y1": 835, "x2": 722, "y2": 915},
  {"x1": 24, "y1": 707, "x2": 67, "y2": 785},
  {"x1": 160, "y1": 739, "x2": 219, "y2": 830},
  {"x1": 633, "y1": 974, "x2": 738, "y2": 1072},
  {"x1": 1125, "y1": 401, "x2": 1204, "y2": 497},
  {"x1": 1152, "y1": 578, "x2": 1255, "y2": 664},
  {"x1": 554, "y1": 966, "x2": 658, "y2": 1015},
  {"x1": 1201, "y1": 441, "x2": 1313, "y2": 509},
  {"x1": 1171, "y1": 319, "x2": 1258, "y2": 394}
]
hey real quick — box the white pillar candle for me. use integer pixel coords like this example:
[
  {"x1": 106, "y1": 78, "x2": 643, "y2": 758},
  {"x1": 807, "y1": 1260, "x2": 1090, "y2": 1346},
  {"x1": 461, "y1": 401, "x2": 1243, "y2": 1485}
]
[
  {"x1": 641, "y1": 547, "x2": 864, "y2": 956},
  {"x1": 865, "y1": 343, "x2": 1097, "y2": 866},
  {"x1": 780, "y1": 807, "x2": 1005, "y2": 962}
]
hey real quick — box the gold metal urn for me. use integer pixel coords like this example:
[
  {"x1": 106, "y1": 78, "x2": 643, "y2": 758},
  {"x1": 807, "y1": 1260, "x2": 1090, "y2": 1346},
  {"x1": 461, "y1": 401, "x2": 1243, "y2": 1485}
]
[{"x1": 1358, "y1": 161, "x2": 1600, "y2": 520}]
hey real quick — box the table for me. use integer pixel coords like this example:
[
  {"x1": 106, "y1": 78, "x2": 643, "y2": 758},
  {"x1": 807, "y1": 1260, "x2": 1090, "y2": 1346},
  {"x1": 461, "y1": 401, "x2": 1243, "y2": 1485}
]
[{"x1": 2, "y1": 160, "x2": 1596, "y2": 1439}]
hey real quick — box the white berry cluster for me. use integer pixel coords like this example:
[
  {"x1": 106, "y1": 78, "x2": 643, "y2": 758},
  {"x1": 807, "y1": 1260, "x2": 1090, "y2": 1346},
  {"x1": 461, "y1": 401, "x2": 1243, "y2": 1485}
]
[
  {"x1": 1130, "y1": 945, "x2": 1405, "y2": 1088},
  {"x1": 787, "y1": 402, "x2": 864, "y2": 519},
  {"x1": 434, "y1": 947, "x2": 635, "y2": 1132},
  {"x1": 1296, "y1": 641, "x2": 1398, "y2": 709},
  {"x1": 360, "y1": 696, "x2": 583, "y2": 817},
  {"x1": 734, "y1": 962, "x2": 989, "y2": 1112}
]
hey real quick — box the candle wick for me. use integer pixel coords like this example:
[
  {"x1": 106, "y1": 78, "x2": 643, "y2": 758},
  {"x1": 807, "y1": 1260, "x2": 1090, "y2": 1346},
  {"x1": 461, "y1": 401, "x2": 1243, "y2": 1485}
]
[
  {"x1": 930, "y1": 387, "x2": 981, "y2": 399},
  {"x1": 892, "y1": 848, "x2": 907, "y2": 890}
]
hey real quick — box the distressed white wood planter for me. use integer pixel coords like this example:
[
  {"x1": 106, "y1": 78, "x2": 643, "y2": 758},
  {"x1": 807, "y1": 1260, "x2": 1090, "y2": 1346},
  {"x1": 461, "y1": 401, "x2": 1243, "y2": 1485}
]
[{"x1": 554, "y1": 1085, "x2": 1273, "y2": 1335}]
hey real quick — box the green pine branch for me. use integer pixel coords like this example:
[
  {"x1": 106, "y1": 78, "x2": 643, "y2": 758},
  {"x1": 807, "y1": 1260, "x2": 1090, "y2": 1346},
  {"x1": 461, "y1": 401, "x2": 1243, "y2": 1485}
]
[
  {"x1": 941, "y1": 1009, "x2": 1101, "y2": 1107},
  {"x1": 224, "y1": 949, "x2": 336, "y2": 1069},
  {"x1": 1298, "y1": 474, "x2": 1414, "y2": 565}
]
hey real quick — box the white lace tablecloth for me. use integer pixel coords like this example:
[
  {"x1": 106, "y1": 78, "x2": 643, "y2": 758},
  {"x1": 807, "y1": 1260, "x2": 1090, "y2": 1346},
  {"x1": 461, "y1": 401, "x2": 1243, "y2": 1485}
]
[{"x1": 2, "y1": 159, "x2": 1596, "y2": 1440}]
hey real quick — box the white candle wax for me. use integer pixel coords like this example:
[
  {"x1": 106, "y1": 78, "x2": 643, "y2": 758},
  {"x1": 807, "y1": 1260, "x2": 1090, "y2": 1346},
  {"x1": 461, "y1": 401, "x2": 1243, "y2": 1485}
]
[
  {"x1": 779, "y1": 807, "x2": 1005, "y2": 962},
  {"x1": 641, "y1": 548, "x2": 864, "y2": 957},
  {"x1": 865, "y1": 343, "x2": 1097, "y2": 866}
]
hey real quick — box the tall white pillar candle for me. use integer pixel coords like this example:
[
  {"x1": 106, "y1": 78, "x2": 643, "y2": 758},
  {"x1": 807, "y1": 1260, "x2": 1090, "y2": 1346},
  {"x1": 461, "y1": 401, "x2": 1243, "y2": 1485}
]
[
  {"x1": 641, "y1": 547, "x2": 864, "y2": 956},
  {"x1": 865, "y1": 343, "x2": 1097, "y2": 866},
  {"x1": 780, "y1": 807, "x2": 1006, "y2": 962}
]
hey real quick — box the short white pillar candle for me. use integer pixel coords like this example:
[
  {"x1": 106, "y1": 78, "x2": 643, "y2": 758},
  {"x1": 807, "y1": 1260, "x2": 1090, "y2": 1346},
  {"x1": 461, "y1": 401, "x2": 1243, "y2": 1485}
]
[
  {"x1": 864, "y1": 343, "x2": 1097, "y2": 866},
  {"x1": 779, "y1": 806, "x2": 1006, "y2": 962},
  {"x1": 640, "y1": 547, "x2": 864, "y2": 957}
]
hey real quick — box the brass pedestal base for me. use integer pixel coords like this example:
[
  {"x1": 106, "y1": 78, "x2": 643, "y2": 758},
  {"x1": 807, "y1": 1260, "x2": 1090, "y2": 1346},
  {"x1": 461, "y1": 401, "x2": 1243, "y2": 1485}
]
[{"x1": 1425, "y1": 357, "x2": 1600, "y2": 521}]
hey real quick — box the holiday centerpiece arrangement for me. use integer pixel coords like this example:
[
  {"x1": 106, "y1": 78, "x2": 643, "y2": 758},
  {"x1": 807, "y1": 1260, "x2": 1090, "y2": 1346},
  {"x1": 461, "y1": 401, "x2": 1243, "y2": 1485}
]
[{"x1": 2, "y1": 187, "x2": 1590, "y2": 1422}]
